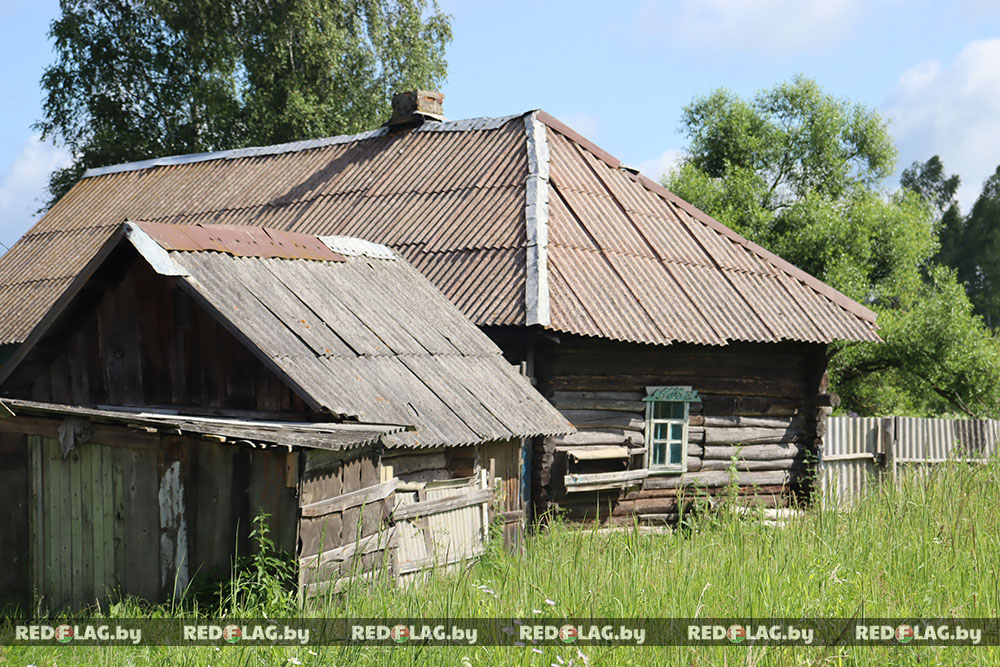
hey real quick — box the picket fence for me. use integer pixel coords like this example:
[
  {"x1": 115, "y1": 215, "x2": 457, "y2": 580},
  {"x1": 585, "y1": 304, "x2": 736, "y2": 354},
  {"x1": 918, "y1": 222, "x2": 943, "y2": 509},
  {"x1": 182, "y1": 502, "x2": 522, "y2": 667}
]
[{"x1": 821, "y1": 416, "x2": 999, "y2": 507}]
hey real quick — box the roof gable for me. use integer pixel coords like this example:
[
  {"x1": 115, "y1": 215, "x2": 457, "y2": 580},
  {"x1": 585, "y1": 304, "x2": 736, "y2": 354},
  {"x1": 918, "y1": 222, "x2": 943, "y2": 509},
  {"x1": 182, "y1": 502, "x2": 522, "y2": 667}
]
[
  {"x1": 0, "y1": 111, "x2": 879, "y2": 347},
  {"x1": 0, "y1": 223, "x2": 570, "y2": 447}
]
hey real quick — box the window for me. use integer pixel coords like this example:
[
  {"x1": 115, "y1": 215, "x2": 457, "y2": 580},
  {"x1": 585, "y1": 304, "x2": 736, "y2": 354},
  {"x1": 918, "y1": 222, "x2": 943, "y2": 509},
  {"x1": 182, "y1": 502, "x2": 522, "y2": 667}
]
[{"x1": 644, "y1": 386, "x2": 699, "y2": 473}]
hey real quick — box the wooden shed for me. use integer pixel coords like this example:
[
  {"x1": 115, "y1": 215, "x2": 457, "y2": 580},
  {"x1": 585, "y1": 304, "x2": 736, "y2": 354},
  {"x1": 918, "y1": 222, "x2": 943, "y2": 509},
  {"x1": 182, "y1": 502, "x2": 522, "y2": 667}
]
[
  {"x1": 0, "y1": 93, "x2": 880, "y2": 529},
  {"x1": 0, "y1": 221, "x2": 570, "y2": 610}
]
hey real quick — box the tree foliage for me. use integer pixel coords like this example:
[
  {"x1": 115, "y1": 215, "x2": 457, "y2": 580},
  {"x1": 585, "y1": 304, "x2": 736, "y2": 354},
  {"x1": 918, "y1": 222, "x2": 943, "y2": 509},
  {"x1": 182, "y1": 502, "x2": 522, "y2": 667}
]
[
  {"x1": 37, "y1": 0, "x2": 452, "y2": 204},
  {"x1": 666, "y1": 76, "x2": 1000, "y2": 417}
]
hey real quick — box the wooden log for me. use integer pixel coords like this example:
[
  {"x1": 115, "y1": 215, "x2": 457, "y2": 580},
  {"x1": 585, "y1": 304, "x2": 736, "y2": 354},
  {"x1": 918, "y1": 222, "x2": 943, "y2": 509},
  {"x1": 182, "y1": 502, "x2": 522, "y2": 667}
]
[
  {"x1": 549, "y1": 392, "x2": 644, "y2": 413},
  {"x1": 548, "y1": 375, "x2": 804, "y2": 398},
  {"x1": 686, "y1": 457, "x2": 703, "y2": 473},
  {"x1": 559, "y1": 410, "x2": 644, "y2": 431},
  {"x1": 548, "y1": 430, "x2": 642, "y2": 446},
  {"x1": 698, "y1": 458, "x2": 804, "y2": 472},
  {"x1": 687, "y1": 443, "x2": 704, "y2": 458},
  {"x1": 688, "y1": 427, "x2": 705, "y2": 443},
  {"x1": 702, "y1": 416, "x2": 803, "y2": 429},
  {"x1": 699, "y1": 396, "x2": 805, "y2": 417},
  {"x1": 813, "y1": 393, "x2": 841, "y2": 407},
  {"x1": 689, "y1": 414, "x2": 705, "y2": 426},
  {"x1": 702, "y1": 443, "x2": 803, "y2": 460},
  {"x1": 643, "y1": 469, "x2": 797, "y2": 490},
  {"x1": 704, "y1": 426, "x2": 807, "y2": 445}
]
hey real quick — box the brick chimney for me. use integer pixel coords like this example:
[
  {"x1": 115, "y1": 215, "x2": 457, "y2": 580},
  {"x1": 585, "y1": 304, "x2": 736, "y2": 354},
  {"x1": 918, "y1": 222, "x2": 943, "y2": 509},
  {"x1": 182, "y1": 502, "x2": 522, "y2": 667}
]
[{"x1": 387, "y1": 90, "x2": 445, "y2": 127}]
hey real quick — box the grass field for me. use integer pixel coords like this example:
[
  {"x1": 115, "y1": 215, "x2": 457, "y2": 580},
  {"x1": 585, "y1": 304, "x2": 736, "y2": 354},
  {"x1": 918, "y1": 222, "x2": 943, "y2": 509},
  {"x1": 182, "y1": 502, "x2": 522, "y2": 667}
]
[{"x1": 3, "y1": 460, "x2": 999, "y2": 666}]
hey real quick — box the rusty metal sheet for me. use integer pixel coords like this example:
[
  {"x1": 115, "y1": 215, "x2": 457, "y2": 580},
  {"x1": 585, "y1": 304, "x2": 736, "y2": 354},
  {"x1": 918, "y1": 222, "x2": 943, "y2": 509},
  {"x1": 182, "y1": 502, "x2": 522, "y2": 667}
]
[{"x1": 136, "y1": 221, "x2": 344, "y2": 261}]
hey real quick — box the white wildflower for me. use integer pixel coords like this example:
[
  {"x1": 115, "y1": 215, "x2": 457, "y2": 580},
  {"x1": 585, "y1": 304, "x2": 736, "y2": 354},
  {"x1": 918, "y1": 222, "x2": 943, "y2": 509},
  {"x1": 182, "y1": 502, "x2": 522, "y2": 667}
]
[
  {"x1": 288, "y1": 658, "x2": 302, "y2": 665},
  {"x1": 532, "y1": 648, "x2": 543, "y2": 654},
  {"x1": 544, "y1": 598, "x2": 556, "y2": 606}
]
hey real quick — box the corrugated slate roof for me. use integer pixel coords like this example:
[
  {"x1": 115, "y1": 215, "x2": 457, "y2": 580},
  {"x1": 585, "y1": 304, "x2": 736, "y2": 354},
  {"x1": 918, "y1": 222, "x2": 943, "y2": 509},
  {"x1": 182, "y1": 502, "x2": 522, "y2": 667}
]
[
  {"x1": 2, "y1": 222, "x2": 571, "y2": 448},
  {"x1": 0, "y1": 110, "x2": 878, "y2": 347}
]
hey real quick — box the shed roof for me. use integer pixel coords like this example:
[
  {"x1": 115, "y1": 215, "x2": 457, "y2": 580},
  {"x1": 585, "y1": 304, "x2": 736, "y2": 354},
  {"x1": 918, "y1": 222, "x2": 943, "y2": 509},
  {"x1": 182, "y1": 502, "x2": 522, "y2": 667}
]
[
  {"x1": 0, "y1": 398, "x2": 400, "y2": 451},
  {"x1": 1, "y1": 222, "x2": 571, "y2": 448},
  {"x1": 0, "y1": 111, "x2": 879, "y2": 347}
]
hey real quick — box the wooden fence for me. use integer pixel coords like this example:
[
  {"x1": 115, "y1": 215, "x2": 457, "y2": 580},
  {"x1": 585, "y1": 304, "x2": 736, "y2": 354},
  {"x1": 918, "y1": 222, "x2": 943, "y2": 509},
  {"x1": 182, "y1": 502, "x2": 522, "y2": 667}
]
[{"x1": 821, "y1": 416, "x2": 999, "y2": 507}]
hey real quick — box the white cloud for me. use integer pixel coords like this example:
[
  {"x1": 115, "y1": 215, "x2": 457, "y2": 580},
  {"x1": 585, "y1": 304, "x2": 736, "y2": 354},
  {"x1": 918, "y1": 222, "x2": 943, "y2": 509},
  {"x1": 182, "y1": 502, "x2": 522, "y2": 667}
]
[
  {"x1": 634, "y1": 148, "x2": 684, "y2": 182},
  {"x1": 0, "y1": 134, "x2": 71, "y2": 251},
  {"x1": 881, "y1": 39, "x2": 1000, "y2": 209},
  {"x1": 556, "y1": 112, "x2": 599, "y2": 140},
  {"x1": 633, "y1": 0, "x2": 862, "y2": 54}
]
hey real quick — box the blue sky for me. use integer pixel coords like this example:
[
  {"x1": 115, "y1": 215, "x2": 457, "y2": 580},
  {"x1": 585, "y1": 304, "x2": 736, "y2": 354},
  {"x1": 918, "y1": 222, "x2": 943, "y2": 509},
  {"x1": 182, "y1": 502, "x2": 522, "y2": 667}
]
[{"x1": 3, "y1": 0, "x2": 1000, "y2": 250}]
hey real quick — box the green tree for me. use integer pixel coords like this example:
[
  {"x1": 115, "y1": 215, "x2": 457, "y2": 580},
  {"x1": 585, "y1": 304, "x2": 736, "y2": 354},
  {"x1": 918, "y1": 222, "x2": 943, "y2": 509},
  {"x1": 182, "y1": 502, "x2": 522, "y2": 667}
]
[
  {"x1": 36, "y1": 0, "x2": 452, "y2": 204},
  {"x1": 666, "y1": 76, "x2": 1000, "y2": 417},
  {"x1": 959, "y1": 167, "x2": 1000, "y2": 328}
]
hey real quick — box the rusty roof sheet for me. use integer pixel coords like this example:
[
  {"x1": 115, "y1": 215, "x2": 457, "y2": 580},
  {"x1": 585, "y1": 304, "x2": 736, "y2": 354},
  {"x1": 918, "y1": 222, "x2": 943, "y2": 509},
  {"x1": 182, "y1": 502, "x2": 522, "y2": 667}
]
[
  {"x1": 0, "y1": 109, "x2": 878, "y2": 347},
  {"x1": 137, "y1": 221, "x2": 345, "y2": 261}
]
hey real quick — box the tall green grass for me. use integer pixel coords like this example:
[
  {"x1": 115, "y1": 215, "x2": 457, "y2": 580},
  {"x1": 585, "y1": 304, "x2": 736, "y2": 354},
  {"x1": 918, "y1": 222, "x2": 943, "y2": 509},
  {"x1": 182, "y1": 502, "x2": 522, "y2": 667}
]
[{"x1": 5, "y1": 459, "x2": 1000, "y2": 665}]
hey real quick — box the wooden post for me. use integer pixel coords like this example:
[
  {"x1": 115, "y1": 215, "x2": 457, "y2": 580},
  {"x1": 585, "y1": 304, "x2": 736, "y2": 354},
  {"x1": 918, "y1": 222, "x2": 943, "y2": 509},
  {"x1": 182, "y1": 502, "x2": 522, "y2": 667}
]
[{"x1": 881, "y1": 417, "x2": 896, "y2": 486}]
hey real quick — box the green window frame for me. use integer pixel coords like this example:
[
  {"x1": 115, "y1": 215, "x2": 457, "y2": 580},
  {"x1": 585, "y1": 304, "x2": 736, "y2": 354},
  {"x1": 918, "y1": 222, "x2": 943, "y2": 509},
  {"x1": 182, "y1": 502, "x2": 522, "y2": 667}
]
[{"x1": 643, "y1": 386, "x2": 699, "y2": 474}]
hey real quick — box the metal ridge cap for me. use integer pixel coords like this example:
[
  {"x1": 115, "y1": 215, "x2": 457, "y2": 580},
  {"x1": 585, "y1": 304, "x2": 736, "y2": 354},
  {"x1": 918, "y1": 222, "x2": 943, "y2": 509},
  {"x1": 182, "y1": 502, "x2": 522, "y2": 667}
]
[{"x1": 81, "y1": 113, "x2": 529, "y2": 179}]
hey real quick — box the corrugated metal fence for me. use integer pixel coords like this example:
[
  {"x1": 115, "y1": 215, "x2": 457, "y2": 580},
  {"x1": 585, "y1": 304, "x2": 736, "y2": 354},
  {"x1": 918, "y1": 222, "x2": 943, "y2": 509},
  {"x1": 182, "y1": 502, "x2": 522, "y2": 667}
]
[{"x1": 822, "y1": 417, "x2": 999, "y2": 507}]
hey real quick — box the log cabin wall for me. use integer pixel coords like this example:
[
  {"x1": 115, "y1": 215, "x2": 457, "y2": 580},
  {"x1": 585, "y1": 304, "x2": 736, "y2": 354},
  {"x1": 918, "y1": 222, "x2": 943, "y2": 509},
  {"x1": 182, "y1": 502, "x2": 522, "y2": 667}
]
[
  {"x1": 15, "y1": 251, "x2": 309, "y2": 416},
  {"x1": 530, "y1": 335, "x2": 829, "y2": 524}
]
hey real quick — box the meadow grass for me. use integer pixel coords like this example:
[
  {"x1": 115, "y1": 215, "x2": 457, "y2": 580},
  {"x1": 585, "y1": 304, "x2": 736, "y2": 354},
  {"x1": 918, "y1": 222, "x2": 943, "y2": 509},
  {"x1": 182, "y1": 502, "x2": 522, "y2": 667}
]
[{"x1": 3, "y1": 459, "x2": 1000, "y2": 666}]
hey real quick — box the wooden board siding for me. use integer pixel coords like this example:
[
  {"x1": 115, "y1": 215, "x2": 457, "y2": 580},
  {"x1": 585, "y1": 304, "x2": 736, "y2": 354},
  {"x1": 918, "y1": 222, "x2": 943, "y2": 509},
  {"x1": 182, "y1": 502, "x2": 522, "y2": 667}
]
[
  {"x1": 531, "y1": 336, "x2": 828, "y2": 522},
  {"x1": 0, "y1": 432, "x2": 29, "y2": 607},
  {"x1": 24, "y1": 426, "x2": 299, "y2": 611},
  {"x1": 298, "y1": 449, "x2": 394, "y2": 597},
  {"x1": 479, "y1": 440, "x2": 524, "y2": 549},
  {"x1": 16, "y1": 253, "x2": 308, "y2": 415}
]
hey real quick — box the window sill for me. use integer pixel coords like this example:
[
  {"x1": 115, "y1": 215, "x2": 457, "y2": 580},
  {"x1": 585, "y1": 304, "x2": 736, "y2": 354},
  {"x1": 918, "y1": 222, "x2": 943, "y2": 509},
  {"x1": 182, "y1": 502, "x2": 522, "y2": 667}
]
[{"x1": 645, "y1": 467, "x2": 686, "y2": 476}]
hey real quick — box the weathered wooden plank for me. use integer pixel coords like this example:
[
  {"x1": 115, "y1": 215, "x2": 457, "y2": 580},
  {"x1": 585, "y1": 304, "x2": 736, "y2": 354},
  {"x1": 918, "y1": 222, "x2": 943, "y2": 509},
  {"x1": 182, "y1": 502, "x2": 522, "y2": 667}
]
[
  {"x1": 559, "y1": 446, "x2": 631, "y2": 462},
  {"x1": 397, "y1": 469, "x2": 450, "y2": 484},
  {"x1": 79, "y1": 445, "x2": 94, "y2": 606},
  {"x1": 548, "y1": 430, "x2": 642, "y2": 446},
  {"x1": 564, "y1": 469, "x2": 649, "y2": 488},
  {"x1": 381, "y1": 451, "x2": 447, "y2": 477},
  {"x1": 27, "y1": 436, "x2": 42, "y2": 610},
  {"x1": 110, "y1": 445, "x2": 126, "y2": 596},
  {"x1": 702, "y1": 443, "x2": 804, "y2": 460},
  {"x1": 89, "y1": 444, "x2": 104, "y2": 603},
  {"x1": 69, "y1": 445, "x2": 84, "y2": 609},
  {"x1": 392, "y1": 488, "x2": 492, "y2": 521},
  {"x1": 340, "y1": 457, "x2": 363, "y2": 546},
  {"x1": 301, "y1": 479, "x2": 399, "y2": 518},
  {"x1": 100, "y1": 444, "x2": 115, "y2": 601},
  {"x1": 299, "y1": 527, "x2": 397, "y2": 569}
]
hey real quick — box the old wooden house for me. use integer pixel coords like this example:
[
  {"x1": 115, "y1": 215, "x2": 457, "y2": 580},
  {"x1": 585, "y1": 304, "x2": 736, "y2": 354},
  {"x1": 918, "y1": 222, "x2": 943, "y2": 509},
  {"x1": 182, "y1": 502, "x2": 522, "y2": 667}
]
[
  {"x1": 0, "y1": 91, "x2": 880, "y2": 532},
  {"x1": 0, "y1": 221, "x2": 569, "y2": 610}
]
